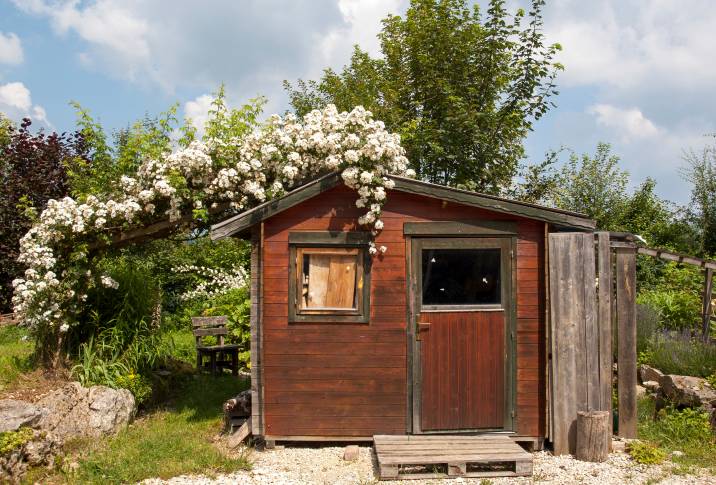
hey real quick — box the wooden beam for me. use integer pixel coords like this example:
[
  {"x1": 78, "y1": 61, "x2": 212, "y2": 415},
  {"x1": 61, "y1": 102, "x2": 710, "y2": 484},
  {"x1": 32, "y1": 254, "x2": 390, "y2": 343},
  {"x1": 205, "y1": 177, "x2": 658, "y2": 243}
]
[
  {"x1": 616, "y1": 248, "x2": 637, "y2": 439},
  {"x1": 637, "y1": 247, "x2": 716, "y2": 270},
  {"x1": 702, "y1": 268, "x2": 714, "y2": 341}
]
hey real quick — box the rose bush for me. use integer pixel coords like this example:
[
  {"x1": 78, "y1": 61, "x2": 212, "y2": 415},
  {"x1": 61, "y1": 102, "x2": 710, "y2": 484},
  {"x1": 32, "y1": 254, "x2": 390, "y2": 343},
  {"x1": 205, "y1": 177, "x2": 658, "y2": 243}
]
[{"x1": 12, "y1": 104, "x2": 414, "y2": 358}]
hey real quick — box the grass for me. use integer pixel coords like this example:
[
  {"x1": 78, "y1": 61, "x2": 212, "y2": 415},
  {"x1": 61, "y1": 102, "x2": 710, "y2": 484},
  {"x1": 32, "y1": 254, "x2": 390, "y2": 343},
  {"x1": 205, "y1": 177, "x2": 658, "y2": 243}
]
[
  {"x1": 637, "y1": 396, "x2": 716, "y2": 472},
  {"x1": 0, "y1": 325, "x2": 34, "y2": 392},
  {"x1": 641, "y1": 334, "x2": 716, "y2": 378},
  {"x1": 29, "y1": 373, "x2": 251, "y2": 484}
]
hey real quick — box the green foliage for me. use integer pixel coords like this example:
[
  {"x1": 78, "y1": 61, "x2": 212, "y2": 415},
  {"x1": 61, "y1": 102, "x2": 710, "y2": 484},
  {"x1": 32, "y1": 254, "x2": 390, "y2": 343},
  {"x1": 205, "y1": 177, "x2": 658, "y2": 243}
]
[
  {"x1": 638, "y1": 397, "x2": 716, "y2": 470},
  {"x1": 706, "y1": 373, "x2": 716, "y2": 389},
  {"x1": 0, "y1": 427, "x2": 34, "y2": 455},
  {"x1": 637, "y1": 262, "x2": 703, "y2": 332},
  {"x1": 640, "y1": 334, "x2": 716, "y2": 378},
  {"x1": 681, "y1": 135, "x2": 716, "y2": 256},
  {"x1": 115, "y1": 372, "x2": 153, "y2": 405},
  {"x1": 285, "y1": 0, "x2": 563, "y2": 192},
  {"x1": 636, "y1": 304, "x2": 659, "y2": 356},
  {"x1": 655, "y1": 406, "x2": 713, "y2": 447},
  {"x1": 0, "y1": 325, "x2": 34, "y2": 392},
  {"x1": 627, "y1": 440, "x2": 667, "y2": 465},
  {"x1": 181, "y1": 287, "x2": 251, "y2": 366}
]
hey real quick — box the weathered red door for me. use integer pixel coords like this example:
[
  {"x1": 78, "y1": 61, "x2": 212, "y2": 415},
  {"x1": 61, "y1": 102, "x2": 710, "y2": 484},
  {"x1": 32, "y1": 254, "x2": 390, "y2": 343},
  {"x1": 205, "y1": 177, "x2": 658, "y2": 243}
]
[{"x1": 411, "y1": 237, "x2": 514, "y2": 432}]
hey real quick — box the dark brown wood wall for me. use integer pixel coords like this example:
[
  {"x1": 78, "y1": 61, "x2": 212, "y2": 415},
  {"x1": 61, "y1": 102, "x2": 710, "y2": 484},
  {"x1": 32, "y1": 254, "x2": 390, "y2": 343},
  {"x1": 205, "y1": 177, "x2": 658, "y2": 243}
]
[{"x1": 261, "y1": 184, "x2": 546, "y2": 438}]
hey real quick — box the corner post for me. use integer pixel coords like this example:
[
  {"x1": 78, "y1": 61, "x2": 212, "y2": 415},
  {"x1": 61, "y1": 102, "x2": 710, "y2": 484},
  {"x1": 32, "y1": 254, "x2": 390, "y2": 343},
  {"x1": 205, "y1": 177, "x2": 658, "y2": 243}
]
[{"x1": 615, "y1": 246, "x2": 637, "y2": 438}]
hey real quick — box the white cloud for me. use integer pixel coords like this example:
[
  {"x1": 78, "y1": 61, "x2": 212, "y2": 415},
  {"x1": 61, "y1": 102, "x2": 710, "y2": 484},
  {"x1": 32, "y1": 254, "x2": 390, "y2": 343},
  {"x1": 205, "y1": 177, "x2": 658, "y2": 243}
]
[
  {"x1": 184, "y1": 94, "x2": 214, "y2": 137},
  {"x1": 0, "y1": 81, "x2": 51, "y2": 126},
  {"x1": 0, "y1": 32, "x2": 24, "y2": 65},
  {"x1": 545, "y1": 0, "x2": 716, "y2": 92},
  {"x1": 587, "y1": 104, "x2": 662, "y2": 143},
  {"x1": 13, "y1": 0, "x2": 152, "y2": 82}
]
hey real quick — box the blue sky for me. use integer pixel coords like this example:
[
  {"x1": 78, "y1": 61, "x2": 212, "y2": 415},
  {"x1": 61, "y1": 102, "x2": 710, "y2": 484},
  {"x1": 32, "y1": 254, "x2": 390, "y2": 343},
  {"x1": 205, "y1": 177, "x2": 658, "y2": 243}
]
[{"x1": 2, "y1": 0, "x2": 714, "y2": 204}]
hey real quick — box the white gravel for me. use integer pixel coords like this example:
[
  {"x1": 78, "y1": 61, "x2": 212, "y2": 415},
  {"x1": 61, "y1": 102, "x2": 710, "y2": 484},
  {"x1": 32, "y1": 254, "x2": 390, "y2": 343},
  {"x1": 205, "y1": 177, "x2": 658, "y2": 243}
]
[{"x1": 143, "y1": 445, "x2": 716, "y2": 485}]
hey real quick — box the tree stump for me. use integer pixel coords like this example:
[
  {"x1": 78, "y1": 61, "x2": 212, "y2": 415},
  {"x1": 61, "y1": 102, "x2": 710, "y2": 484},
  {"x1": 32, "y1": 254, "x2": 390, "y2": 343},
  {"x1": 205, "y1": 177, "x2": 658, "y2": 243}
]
[{"x1": 576, "y1": 410, "x2": 610, "y2": 462}]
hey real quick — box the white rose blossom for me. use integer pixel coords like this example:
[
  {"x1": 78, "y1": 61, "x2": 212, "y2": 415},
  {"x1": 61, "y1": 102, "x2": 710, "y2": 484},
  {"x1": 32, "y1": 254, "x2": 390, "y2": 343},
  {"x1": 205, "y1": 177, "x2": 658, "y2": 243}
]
[{"x1": 12, "y1": 105, "x2": 413, "y2": 333}]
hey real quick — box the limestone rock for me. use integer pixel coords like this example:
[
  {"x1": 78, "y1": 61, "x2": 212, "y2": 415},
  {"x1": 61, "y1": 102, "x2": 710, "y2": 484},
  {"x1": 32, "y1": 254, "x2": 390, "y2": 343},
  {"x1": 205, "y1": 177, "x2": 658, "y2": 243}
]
[
  {"x1": 658, "y1": 374, "x2": 716, "y2": 409},
  {"x1": 0, "y1": 400, "x2": 43, "y2": 433},
  {"x1": 0, "y1": 429, "x2": 61, "y2": 483},
  {"x1": 639, "y1": 365, "x2": 663, "y2": 384},
  {"x1": 36, "y1": 382, "x2": 135, "y2": 441},
  {"x1": 343, "y1": 445, "x2": 360, "y2": 461},
  {"x1": 642, "y1": 380, "x2": 660, "y2": 393}
]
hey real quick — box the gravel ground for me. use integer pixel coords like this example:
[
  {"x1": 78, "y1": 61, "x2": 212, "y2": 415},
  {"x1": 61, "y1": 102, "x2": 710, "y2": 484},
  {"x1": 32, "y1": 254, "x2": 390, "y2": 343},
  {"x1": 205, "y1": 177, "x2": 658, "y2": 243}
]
[{"x1": 143, "y1": 445, "x2": 716, "y2": 485}]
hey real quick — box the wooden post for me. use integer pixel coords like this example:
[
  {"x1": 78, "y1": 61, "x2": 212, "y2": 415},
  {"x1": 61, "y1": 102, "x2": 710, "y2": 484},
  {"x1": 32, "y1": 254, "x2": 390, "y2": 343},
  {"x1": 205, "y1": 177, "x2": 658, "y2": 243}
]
[
  {"x1": 596, "y1": 233, "x2": 613, "y2": 434},
  {"x1": 616, "y1": 248, "x2": 637, "y2": 438},
  {"x1": 703, "y1": 268, "x2": 714, "y2": 342},
  {"x1": 576, "y1": 411, "x2": 610, "y2": 462}
]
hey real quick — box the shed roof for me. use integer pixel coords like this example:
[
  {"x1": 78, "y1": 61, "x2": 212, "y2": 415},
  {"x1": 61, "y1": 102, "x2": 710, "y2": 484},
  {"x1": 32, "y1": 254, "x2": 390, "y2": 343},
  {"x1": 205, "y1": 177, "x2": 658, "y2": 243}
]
[{"x1": 210, "y1": 172, "x2": 596, "y2": 240}]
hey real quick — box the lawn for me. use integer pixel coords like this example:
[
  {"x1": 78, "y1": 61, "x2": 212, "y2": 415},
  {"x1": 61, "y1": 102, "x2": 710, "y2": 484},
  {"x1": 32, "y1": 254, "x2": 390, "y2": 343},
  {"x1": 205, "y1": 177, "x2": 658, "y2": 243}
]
[
  {"x1": 0, "y1": 326, "x2": 253, "y2": 484},
  {"x1": 0, "y1": 325, "x2": 35, "y2": 393},
  {"x1": 637, "y1": 396, "x2": 716, "y2": 473}
]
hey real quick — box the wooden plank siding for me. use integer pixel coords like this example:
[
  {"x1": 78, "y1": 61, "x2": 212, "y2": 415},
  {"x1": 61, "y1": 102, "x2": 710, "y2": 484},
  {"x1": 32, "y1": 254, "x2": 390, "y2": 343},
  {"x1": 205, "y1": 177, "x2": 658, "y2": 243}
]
[{"x1": 260, "y1": 184, "x2": 546, "y2": 438}]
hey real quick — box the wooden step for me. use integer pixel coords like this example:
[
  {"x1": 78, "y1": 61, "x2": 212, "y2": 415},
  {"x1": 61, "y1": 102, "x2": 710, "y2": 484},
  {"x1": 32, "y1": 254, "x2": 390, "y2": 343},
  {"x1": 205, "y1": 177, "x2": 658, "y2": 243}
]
[{"x1": 374, "y1": 434, "x2": 533, "y2": 480}]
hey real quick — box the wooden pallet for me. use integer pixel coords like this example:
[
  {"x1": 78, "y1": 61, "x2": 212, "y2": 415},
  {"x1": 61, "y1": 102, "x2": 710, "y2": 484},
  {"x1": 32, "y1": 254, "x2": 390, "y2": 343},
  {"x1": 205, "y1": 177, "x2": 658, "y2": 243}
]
[{"x1": 373, "y1": 434, "x2": 533, "y2": 480}]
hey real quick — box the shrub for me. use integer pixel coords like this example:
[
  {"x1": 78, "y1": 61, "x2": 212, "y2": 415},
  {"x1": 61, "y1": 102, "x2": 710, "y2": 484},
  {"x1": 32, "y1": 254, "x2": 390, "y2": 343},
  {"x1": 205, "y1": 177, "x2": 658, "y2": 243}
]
[
  {"x1": 115, "y1": 372, "x2": 153, "y2": 404},
  {"x1": 627, "y1": 440, "x2": 667, "y2": 465},
  {"x1": 636, "y1": 304, "x2": 659, "y2": 355},
  {"x1": 637, "y1": 290, "x2": 701, "y2": 332},
  {"x1": 643, "y1": 334, "x2": 716, "y2": 378},
  {"x1": 655, "y1": 406, "x2": 713, "y2": 447}
]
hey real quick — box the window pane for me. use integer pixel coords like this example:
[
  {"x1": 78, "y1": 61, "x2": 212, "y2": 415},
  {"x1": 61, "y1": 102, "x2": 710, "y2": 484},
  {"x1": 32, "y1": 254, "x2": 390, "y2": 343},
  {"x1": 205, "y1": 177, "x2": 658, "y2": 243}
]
[
  {"x1": 301, "y1": 252, "x2": 358, "y2": 309},
  {"x1": 421, "y1": 248, "x2": 501, "y2": 306}
]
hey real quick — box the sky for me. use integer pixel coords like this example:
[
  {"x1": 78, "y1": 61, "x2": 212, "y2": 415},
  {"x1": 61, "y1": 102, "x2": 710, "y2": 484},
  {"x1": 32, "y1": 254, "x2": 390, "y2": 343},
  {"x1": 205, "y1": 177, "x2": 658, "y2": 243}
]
[{"x1": 1, "y1": 0, "x2": 714, "y2": 204}]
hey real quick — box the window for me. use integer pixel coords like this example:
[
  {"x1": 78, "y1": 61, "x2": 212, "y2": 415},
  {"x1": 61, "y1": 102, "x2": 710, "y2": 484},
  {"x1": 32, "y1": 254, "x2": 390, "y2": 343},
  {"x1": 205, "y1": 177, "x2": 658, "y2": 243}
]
[
  {"x1": 298, "y1": 248, "x2": 362, "y2": 311},
  {"x1": 288, "y1": 232, "x2": 371, "y2": 323},
  {"x1": 421, "y1": 248, "x2": 501, "y2": 307}
]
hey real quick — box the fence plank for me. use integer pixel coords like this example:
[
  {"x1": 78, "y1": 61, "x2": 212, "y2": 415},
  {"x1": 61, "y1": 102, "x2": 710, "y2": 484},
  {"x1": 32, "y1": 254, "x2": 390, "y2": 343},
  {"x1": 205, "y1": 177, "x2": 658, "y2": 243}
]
[
  {"x1": 616, "y1": 248, "x2": 637, "y2": 438},
  {"x1": 596, "y1": 233, "x2": 613, "y2": 433},
  {"x1": 582, "y1": 234, "x2": 600, "y2": 412}
]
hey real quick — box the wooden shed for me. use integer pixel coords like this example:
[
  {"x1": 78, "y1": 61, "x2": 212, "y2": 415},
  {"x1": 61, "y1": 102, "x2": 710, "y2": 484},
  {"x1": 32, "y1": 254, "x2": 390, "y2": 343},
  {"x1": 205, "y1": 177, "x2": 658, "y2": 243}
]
[{"x1": 211, "y1": 172, "x2": 620, "y2": 451}]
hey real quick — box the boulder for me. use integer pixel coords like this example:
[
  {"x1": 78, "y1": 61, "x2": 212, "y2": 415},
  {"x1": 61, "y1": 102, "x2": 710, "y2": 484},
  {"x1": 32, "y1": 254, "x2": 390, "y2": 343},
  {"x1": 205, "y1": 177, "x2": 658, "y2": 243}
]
[
  {"x1": 639, "y1": 365, "x2": 663, "y2": 384},
  {"x1": 0, "y1": 400, "x2": 43, "y2": 433},
  {"x1": 343, "y1": 445, "x2": 360, "y2": 461},
  {"x1": 0, "y1": 429, "x2": 61, "y2": 483},
  {"x1": 643, "y1": 380, "x2": 660, "y2": 393},
  {"x1": 35, "y1": 382, "x2": 136, "y2": 441},
  {"x1": 658, "y1": 374, "x2": 716, "y2": 410}
]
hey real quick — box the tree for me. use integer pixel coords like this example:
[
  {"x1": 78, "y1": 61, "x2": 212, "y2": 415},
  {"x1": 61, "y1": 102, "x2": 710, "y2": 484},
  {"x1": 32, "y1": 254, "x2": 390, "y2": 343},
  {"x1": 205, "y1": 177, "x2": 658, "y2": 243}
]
[
  {"x1": 284, "y1": 0, "x2": 562, "y2": 193},
  {"x1": 550, "y1": 143, "x2": 629, "y2": 230},
  {"x1": 682, "y1": 135, "x2": 716, "y2": 256},
  {"x1": 0, "y1": 118, "x2": 88, "y2": 312}
]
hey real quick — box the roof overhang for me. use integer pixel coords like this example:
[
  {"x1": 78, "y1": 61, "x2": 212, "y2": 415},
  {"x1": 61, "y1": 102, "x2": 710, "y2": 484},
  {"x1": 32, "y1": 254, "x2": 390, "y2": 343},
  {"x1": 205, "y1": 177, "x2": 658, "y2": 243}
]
[{"x1": 210, "y1": 172, "x2": 596, "y2": 240}]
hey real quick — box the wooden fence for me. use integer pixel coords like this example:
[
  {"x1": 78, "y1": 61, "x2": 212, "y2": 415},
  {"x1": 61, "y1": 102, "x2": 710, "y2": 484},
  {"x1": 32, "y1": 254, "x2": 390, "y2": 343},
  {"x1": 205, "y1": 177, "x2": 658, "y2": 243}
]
[{"x1": 548, "y1": 232, "x2": 637, "y2": 455}]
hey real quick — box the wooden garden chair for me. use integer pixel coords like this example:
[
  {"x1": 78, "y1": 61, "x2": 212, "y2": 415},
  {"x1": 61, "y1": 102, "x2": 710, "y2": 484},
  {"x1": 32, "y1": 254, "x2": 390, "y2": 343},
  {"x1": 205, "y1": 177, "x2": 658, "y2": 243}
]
[{"x1": 191, "y1": 316, "x2": 240, "y2": 376}]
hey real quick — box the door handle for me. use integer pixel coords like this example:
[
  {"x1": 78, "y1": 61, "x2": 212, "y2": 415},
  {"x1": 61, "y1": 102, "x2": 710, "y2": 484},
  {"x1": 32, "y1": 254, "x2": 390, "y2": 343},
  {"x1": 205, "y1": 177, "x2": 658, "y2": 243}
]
[{"x1": 416, "y1": 322, "x2": 430, "y2": 340}]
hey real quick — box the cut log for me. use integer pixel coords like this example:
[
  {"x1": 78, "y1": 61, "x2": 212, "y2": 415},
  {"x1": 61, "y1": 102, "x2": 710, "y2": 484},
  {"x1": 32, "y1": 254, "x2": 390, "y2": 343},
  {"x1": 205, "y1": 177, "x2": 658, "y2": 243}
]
[{"x1": 576, "y1": 411, "x2": 610, "y2": 462}]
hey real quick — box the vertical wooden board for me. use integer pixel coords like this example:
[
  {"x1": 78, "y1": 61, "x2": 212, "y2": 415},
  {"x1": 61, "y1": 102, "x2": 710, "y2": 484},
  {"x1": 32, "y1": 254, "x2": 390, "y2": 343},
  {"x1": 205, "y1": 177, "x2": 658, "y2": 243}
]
[
  {"x1": 616, "y1": 248, "x2": 637, "y2": 438},
  {"x1": 596, "y1": 233, "x2": 613, "y2": 423},
  {"x1": 581, "y1": 234, "x2": 600, "y2": 412},
  {"x1": 250, "y1": 227, "x2": 263, "y2": 435},
  {"x1": 326, "y1": 255, "x2": 357, "y2": 307},
  {"x1": 548, "y1": 233, "x2": 580, "y2": 455}
]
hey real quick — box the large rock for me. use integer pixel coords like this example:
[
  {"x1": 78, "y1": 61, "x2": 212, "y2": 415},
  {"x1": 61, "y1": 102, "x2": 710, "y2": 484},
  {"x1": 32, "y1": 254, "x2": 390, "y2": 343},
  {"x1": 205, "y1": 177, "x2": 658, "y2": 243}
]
[
  {"x1": 658, "y1": 374, "x2": 716, "y2": 409},
  {"x1": 639, "y1": 365, "x2": 664, "y2": 384},
  {"x1": 0, "y1": 400, "x2": 43, "y2": 433},
  {"x1": 35, "y1": 382, "x2": 136, "y2": 441},
  {"x1": 0, "y1": 429, "x2": 61, "y2": 483}
]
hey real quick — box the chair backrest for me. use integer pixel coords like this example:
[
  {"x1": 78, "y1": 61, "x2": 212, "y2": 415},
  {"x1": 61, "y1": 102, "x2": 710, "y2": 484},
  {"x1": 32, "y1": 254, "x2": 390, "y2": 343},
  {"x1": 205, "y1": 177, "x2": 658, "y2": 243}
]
[{"x1": 192, "y1": 316, "x2": 229, "y2": 347}]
